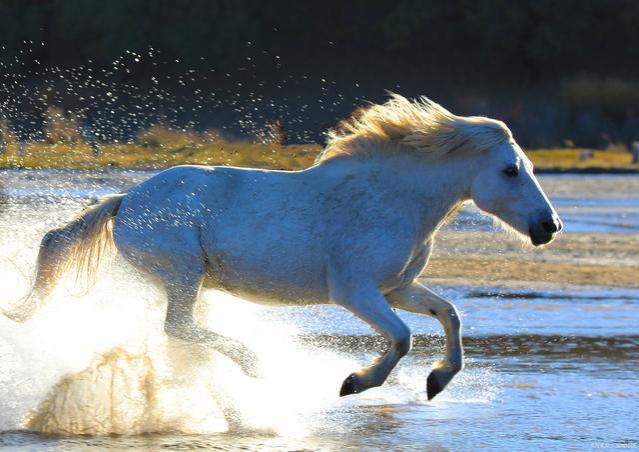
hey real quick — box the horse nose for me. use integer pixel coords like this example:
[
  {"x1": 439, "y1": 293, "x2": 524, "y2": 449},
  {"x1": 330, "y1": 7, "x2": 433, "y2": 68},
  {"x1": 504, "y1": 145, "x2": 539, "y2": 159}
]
[{"x1": 542, "y1": 218, "x2": 560, "y2": 234}]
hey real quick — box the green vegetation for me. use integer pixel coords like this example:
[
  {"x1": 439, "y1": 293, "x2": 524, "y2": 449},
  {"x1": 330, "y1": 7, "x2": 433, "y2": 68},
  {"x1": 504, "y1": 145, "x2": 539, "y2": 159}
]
[
  {"x1": 0, "y1": 126, "x2": 636, "y2": 172},
  {"x1": 2, "y1": 0, "x2": 638, "y2": 84},
  {"x1": 561, "y1": 77, "x2": 639, "y2": 119},
  {"x1": 0, "y1": 130, "x2": 320, "y2": 171},
  {"x1": 527, "y1": 146, "x2": 636, "y2": 172}
]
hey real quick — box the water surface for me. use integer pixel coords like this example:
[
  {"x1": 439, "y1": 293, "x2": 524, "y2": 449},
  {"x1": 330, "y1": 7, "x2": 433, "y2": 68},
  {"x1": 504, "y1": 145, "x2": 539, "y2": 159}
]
[{"x1": 0, "y1": 171, "x2": 637, "y2": 450}]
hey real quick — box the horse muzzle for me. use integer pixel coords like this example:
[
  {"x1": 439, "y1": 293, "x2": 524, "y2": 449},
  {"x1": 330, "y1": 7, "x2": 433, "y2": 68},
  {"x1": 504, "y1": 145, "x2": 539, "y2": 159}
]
[{"x1": 528, "y1": 215, "x2": 563, "y2": 246}]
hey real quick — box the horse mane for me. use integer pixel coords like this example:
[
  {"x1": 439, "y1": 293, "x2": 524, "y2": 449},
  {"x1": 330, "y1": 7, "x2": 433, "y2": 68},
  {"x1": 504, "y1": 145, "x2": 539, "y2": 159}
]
[{"x1": 316, "y1": 93, "x2": 513, "y2": 163}]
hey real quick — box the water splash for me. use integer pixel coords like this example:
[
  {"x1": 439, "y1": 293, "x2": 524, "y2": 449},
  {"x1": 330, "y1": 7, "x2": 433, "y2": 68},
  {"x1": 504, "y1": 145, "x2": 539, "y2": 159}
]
[
  {"x1": 0, "y1": 182, "x2": 501, "y2": 438},
  {"x1": 0, "y1": 258, "x2": 501, "y2": 437},
  {"x1": 25, "y1": 347, "x2": 162, "y2": 435},
  {"x1": 0, "y1": 255, "x2": 356, "y2": 436}
]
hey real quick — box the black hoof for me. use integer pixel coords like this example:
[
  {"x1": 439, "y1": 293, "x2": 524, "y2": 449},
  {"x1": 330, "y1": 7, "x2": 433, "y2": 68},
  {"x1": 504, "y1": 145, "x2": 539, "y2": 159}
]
[
  {"x1": 427, "y1": 371, "x2": 444, "y2": 401},
  {"x1": 340, "y1": 373, "x2": 359, "y2": 397}
]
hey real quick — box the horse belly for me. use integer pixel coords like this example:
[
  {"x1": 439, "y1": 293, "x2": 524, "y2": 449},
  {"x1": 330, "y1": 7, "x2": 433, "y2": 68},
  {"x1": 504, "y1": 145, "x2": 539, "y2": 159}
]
[
  {"x1": 203, "y1": 275, "x2": 328, "y2": 306},
  {"x1": 203, "y1": 257, "x2": 329, "y2": 305},
  {"x1": 202, "y1": 223, "x2": 329, "y2": 306}
]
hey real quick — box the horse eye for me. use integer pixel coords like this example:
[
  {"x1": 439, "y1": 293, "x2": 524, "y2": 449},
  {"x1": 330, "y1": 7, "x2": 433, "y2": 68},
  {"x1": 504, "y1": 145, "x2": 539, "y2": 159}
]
[{"x1": 503, "y1": 166, "x2": 519, "y2": 177}]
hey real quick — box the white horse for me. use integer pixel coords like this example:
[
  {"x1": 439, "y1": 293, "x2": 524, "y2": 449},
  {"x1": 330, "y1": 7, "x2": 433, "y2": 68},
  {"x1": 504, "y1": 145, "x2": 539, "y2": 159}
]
[{"x1": 3, "y1": 94, "x2": 562, "y2": 400}]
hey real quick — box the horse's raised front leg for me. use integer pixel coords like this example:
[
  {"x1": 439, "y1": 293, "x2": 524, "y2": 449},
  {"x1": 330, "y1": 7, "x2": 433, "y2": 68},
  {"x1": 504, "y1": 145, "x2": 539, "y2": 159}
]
[
  {"x1": 332, "y1": 282, "x2": 412, "y2": 396},
  {"x1": 163, "y1": 274, "x2": 260, "y2": 378},
  {"x1": 387, "y1": 281, "x2": 463, "y2": 400}
]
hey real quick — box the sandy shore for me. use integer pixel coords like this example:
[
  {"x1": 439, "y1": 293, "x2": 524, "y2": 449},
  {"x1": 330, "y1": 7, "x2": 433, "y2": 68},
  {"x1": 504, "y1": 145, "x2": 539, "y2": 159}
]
[{"x1": 422, "y1": 231, "x2": 639, "y2": 289}]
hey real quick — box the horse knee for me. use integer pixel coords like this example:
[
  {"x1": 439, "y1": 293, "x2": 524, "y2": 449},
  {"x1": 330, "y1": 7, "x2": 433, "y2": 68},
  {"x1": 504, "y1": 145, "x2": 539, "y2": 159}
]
[{"x1": 394, "y1": 327, "x2": 412, "y2": 357}]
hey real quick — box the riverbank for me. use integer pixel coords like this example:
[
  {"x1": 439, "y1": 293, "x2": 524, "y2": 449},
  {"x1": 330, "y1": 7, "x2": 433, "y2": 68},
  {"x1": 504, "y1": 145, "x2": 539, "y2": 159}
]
[
  {"x1": 0, "y1": 133, "x2": 637, "y2": 172},
  {"x1": 425, "y1": 231, "x2": 639, "y2": 290}
]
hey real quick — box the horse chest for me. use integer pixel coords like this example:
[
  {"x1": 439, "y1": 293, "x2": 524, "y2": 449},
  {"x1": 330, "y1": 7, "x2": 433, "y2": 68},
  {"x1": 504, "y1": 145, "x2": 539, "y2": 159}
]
[{"x1": 378, "y1": 240, "x2": 432, "y2": 291}]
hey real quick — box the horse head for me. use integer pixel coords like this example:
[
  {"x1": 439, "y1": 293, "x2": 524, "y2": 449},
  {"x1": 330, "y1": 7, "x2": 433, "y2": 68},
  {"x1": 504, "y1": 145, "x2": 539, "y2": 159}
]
[
  {"x1": 317, "y1": 92, "x2": 563, "y2": 246},
  {"x1": 470, "y1": 140, "x2": 562, "y2": 246}
]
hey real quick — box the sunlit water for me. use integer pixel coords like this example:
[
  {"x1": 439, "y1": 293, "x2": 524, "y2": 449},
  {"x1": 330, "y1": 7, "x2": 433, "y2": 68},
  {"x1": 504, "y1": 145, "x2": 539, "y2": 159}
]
[{"x1": 0, "y1": 170, "x2": 638, "y2": 450}]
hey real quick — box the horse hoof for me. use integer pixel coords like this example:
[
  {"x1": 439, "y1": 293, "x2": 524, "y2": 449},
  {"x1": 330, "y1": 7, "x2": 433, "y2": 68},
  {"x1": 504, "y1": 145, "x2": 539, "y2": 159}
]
[
  {"x1": 426, "y1": 370, "x2": 444, "y2": 400},
  {"x1": 339, "y1": 373, "x2": 359, "y2": 397}
]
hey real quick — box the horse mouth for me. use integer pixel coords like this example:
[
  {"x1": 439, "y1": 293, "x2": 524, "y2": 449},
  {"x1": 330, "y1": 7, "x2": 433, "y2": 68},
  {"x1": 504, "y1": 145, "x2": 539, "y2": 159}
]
[{"x1": 529, "y1": 228, "x2": 555, "y2": 246}]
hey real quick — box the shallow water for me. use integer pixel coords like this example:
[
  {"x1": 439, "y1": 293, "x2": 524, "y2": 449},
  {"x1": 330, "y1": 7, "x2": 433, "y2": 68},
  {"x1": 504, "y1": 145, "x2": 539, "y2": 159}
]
[{"x1": 0, "y1": 170, "x2": 638, "y2": 450}]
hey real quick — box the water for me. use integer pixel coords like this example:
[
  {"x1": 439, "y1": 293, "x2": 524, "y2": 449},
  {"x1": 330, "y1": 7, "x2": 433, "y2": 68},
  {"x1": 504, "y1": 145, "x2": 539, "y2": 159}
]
[{"x1": 0, "y1": 171, "x2": 638, "y2": 450}]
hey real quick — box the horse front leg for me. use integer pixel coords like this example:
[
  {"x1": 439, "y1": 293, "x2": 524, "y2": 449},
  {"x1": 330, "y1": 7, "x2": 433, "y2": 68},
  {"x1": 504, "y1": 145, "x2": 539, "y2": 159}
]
[
  {"x1": 332, "y1": 282, "x2": 412, "y2": 396},
  {"x1": 387, "y1": 281, "x2": 463, "y2": 400}
]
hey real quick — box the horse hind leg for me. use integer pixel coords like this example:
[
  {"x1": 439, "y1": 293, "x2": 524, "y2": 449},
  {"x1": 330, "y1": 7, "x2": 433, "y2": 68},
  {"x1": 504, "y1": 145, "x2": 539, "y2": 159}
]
[{"x1": 163, "y1": 274, "x2": 260, "y2": 378}]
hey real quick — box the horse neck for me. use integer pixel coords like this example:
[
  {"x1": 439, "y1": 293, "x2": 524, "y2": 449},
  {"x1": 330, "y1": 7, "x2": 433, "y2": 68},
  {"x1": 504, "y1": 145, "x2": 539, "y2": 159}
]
[
  {"x1": 319, "y1": 154, "x2": 474, "y2": 236},
  {"x1": 397, "y1": 156, "x2": 472, "y2": 234}
]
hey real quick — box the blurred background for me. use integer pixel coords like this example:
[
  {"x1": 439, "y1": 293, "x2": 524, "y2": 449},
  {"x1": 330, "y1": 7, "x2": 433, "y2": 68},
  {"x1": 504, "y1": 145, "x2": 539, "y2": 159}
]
[{"x1": 0, "y1": 0, "x2": 638, "y2": 170}]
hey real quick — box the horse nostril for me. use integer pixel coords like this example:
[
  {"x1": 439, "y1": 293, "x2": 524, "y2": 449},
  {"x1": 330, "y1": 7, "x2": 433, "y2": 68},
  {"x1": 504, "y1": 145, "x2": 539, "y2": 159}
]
[{"x1": 542, "y1": 220, "x2": 558, "y2": 234}]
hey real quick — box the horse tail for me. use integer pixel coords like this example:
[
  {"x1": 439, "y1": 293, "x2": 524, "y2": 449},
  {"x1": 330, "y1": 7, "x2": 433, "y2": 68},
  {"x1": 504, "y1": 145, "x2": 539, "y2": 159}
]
[{"x1": 2, "y1": 193, "x2": 125, "y2": 322}]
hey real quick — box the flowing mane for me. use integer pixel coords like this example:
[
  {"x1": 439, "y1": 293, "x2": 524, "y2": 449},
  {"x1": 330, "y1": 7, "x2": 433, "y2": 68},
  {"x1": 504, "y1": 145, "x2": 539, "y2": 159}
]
[{"x1": 316, "y1": 93, "x2": 513, "y2": 163}]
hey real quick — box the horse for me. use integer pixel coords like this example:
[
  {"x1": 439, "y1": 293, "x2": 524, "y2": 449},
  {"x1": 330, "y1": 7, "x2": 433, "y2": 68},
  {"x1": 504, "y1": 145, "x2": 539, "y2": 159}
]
[{"x1": 2, "y1": 94, "x2": 562, "y2": 400}]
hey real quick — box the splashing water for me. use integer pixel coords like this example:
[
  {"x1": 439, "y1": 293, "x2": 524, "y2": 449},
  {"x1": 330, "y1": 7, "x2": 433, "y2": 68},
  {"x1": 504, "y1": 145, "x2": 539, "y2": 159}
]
[
  {"x1": 0, "y1": 258, "x2": 361, "y2": 436},
  {"x1": 0, "y1": 171, "x2": 501, "y2": 440},
  {"x1": 0, "y1": 42, "x2": 372, "y2": 145},
  {"x1": 0, "y1": 266, "x2": 499, "y2": 437}
]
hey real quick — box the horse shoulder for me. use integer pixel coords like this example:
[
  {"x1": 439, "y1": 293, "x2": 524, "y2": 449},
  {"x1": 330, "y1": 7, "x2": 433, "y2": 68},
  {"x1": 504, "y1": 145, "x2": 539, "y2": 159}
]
[{"x1": 321, "y1": 203, "x2": 426, "y2": 297}]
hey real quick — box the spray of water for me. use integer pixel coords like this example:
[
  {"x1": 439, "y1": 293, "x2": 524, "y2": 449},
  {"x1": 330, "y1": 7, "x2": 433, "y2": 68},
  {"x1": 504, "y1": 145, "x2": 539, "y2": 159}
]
[
  {"x1": 0, "y1": 255, "x2": 362, "y2": 436},
  {"x1": 0, "y1": 177, "x2": 499, "y2": 438}
]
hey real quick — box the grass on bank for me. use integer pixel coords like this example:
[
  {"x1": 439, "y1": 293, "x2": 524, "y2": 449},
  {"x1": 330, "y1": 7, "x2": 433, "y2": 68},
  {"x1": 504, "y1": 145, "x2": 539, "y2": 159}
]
[
  {"x1": 527, "y1": 146, "x2": 636, "y2": 171},
  {"x1": 0, "y1": 141, "x2": 323, "y2": 171},
  {"x1": 0, "y1": 126, "x2": 322, "y2": 171},
  {"x1": 0, "y1": 126, "x2": 636, "y2": 171}
]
